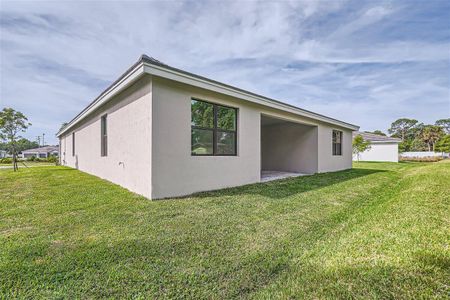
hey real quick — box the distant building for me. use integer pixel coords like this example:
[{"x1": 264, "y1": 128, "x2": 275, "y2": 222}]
[
  {"x1": 21, "y1": 146, "x2": 59, "y2": 159},
  {"x1": 353, "y1": 132, "x2": 401, "y2": 162},
  {"x1": 0, "y1": 150, "x2": 7, "y2": 158}
]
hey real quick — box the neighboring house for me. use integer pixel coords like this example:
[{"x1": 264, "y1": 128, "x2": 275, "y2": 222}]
[
  {"x1": 57, "y1": 55, "x2": 359, "y2": 199},
  {"x1": 0, "y1": 150, "x2": 7, "y2": 158},
  {"x1": 21, "y1": 146, "x2": 59, "y2": 159},
  {"x1": 352, "y1": 132, "x2": 400, "y2": 162}
]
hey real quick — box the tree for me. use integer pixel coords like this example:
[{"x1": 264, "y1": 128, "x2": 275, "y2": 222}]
[
  {"x1": 435, "y1": 118, "x2": 450, "y2": 134},
  {"x1": 16, "y1": 138, "x2": 39, "y2": 152},
  {"x1": 410, "y1": 137, "x2": 427, "y2": 151},
  {"x1": 421, "y1": 125, "x2": 444, "y2": 151},
  {"x1": 59, "y1": 122, "x2": 68, "y2": 132},
  {"x1": 369, "y1": 130, "x2": 386, "y2": 136},
  {"x1": 352, "y1": 135, "x2": 371, "y2": 161},
  {"x1": 435, "y1": 135, "x2": 450, "y2": 153},
  {"x1": 0, "y1": 108, "x2": 31, "y2": 171},
  {"x1": 388, "y1": 118, "x2": 418, "y2": 141}
]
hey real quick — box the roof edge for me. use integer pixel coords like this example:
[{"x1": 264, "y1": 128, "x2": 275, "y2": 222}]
[{"x1": 58, "y1": 55, "x2": 359, "y2": 137}]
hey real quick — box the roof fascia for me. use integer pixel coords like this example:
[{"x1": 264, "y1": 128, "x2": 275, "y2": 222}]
[
  {"x1": 144, "y1": 63, "x2": 359, "y2": 131},
  {"x1": 56, "y1": 63, "x2": 145, "y2": 137}
]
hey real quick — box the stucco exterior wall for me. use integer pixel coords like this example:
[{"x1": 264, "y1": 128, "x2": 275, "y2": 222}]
[
  {"x1": 354, "y1": 143, "x2": 399, "y2": 162},
  {"x1": 60, "y1": 76, "x2": 153, "y2": 198},
  {"x1": 151, "y1": 77, "x2": 353, "y2": 199},
  {"x1": 59, "y1": 74, "x2": 354, "y2": 200},
  {"x1": 317, "y1": 124, "x2": 353, "y2": 173},
  {"x1": 261, "y1": 123, "x2": 318, "y2": 174},
  {"x1": 151, "y1": 78, "x2": 261, "y2": 199}
]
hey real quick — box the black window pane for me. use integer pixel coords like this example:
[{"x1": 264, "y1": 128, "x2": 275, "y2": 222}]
[
  {"x1": 216, "y1": 131, "x2": 236, "y2": 155},
  {"x1": 217, "y1": 106, "x2": 236, "y2": 131},
  {"x1": 191, "y1": 100, "x2": 213, "y2": 128},
  {"x1": 192, "y1": 129, "x2": 213, "y2": 155},
  {"x1": 101, "y1": 116, "x2": 107, "y2": 135}
]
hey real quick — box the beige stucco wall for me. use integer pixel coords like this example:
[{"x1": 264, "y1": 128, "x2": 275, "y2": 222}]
[
  {"x1": 60, "y1": 76, "x2": 152, "y2": 198},
  {"x1": 151, "y1": 78, "x2": 261, "y2": 199},
  {"x1": 317, "y1": 124, "x2": 353, "y2": 173},
  {"x1": 151, "y1": 77, "x2": 353, "y2": 198},
  {"x1": 354, "y1": 143, "x2": 399, "y2": 162},
  {"x1": 59, "y1": 74, "x2": 354, "y2": 200},
  {"x1": 261, "y1": 123, "x2": 318, "y2": 174}
]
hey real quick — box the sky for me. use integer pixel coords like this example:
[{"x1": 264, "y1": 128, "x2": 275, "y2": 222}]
[{"x1": 1, "y1": 0, "x2": 449, "y2": 145}]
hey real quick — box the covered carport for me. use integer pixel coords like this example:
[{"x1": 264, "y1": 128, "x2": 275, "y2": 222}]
[{"x1": 261, "y1": 114, "x2": 318, "y2": 181}]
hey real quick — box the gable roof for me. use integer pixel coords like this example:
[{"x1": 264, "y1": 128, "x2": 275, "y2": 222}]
[
  {"x1": 353, "y1": 131, "x2": 401, "y2": 143},
  {"x1": 57, "y1": 55, "x2": 359, "y2": 137}
]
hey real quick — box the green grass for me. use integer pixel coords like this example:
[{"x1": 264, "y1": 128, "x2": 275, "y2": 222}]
[
  {"x1": 1, "y1": 162, "x2": 449, "y2": 299},
  {"x1": 0, "y1": 161, "x2": 55, "y2": 167}
]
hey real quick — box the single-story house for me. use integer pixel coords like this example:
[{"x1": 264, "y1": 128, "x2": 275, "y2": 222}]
[
  {"x1": 0, "y1": 150, "x2": 7, "y2": 158},
  {"x1": 57, "y1": 55, "x2": 359, "y2": 199},
  {"x1": 21, "y1": 146, "x2": 59, "y2": 159},
  {"x1": 352, "y1": 131, "x2": 401, "y2": 162}
]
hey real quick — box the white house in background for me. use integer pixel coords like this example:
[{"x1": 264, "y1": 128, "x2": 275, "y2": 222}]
[
  {"x1": 353, "y1": 132, "x2": 401, "y2": 162},
  {"x1": 0, "y1": 150, "x2": 7, "y2": 158},
  {"x1": 57, "y1": 55, "x2": 359, "y2": 199},
  {"x1": 21, "y1": 146, "x2": 59, "y2": 159}
]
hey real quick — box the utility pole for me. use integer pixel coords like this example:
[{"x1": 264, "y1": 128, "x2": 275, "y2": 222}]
[
  {"x1": 42, "y1": 133, "x2": 45, "y2": 146},
  {"x1": 36, "y1": 136, "x2": 41, "y2": 147}
]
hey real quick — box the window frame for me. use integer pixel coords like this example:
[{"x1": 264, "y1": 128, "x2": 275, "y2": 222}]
[
  {"x1": 191, "y1": 98, "x2": 238, "y2": 156},
  {"x1": 72, "y1": 132, "x2": 75, "y2": 157},
  {"x1": 332, "y1": 130, "x2": 342, "y2": 156},
  {"x1": 101, "y1": 114, "x2": 108, "y2": 157}
]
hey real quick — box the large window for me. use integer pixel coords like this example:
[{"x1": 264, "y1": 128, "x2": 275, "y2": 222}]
[
  {"x1": 101, "y1": 115, "x2": 108, "y2": 157},
  {"x1": 72, "y1": 132, "x2": 75, "y2": 156},
  {"x1": 191, "y1": 99, "x2": 237, "y2": 156},
  {"x1": 332, "y1": 130, "x2": 342, "y2": 156}
]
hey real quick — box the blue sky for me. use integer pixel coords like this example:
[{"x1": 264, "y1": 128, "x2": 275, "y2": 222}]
[{"x1": 1, "y1": 0, "x2": 449, "y2": 145}]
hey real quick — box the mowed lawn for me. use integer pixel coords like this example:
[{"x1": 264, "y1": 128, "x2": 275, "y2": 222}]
[{"x1": 1, "y1": 162, "x2": 449, "y2": 299}]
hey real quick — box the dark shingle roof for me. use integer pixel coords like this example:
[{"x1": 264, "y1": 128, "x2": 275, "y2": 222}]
[{"x1": 353, "y1": 131, "x2": 401, "y2": 143}]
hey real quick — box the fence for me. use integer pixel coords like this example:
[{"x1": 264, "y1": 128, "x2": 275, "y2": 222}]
[{"x1": 400, "y1": 151, "x2": 449, "y2": 158}]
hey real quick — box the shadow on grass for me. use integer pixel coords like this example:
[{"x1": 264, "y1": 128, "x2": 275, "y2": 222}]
[{"x1": 187, "y1": 168, "x2": 387, "y2": 200}]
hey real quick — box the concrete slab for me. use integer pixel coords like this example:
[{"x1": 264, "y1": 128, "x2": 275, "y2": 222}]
[{"x1": 261, "y1": 170, "x2": 307, "y2": 182}]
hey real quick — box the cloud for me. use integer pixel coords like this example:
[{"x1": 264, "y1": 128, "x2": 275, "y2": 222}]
[{"x1": 0, "y1": 0, "x2": 449, "y2": 144}]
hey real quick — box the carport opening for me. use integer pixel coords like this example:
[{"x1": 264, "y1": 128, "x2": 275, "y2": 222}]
[{"x1": 261, "y1": 115, "x2": 318, "y2": 182}]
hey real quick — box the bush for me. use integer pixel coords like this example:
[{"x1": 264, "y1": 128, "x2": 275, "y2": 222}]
[
  {"x1": 0, "y1": 157, "x2": 12, "y2": 164},
  {"x1": 27, "y1": 155, "x2": 36, "y2": 161},
  {"x1": 47, "y1": 156, "x2": 58, "y2": 163},
  {"x1": 400, "y1": 156, "x2": 443, "y2": 162}
]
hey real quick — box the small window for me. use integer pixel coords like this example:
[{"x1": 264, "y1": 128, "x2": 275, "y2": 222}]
[
  {"x1": 332, "y1": 130, "x2": 342, "y2": 156},
  {"x1": 191, "y1": 99, "x2": 237, "y2": 156},
  {"x1": 72, "y1": 132, "x2": 75, "y2": 156},
  {"x1": 101, "y1": 115, "x2": 108, "y2": 157}
]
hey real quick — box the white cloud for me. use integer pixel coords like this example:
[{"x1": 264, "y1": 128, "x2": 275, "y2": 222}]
[{"x1": 0, "y1": 0, "x2": 449, "y2": 143}]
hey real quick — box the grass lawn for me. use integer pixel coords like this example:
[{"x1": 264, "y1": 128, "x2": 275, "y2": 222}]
[
  {"x1": 1, "y1": 162, "x2": 449, "y2": 299},
  {"x1": 0, "y1": 162, "x2": 55, "y2": 167}
]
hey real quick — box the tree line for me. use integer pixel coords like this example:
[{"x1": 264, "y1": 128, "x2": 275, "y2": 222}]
[{"x1": 371, "y1": 118, "x2": 450, "y2": 153}]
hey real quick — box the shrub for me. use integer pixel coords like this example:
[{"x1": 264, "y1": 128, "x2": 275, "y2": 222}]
[
  {"x1": 400, "y1": 156, "x2": 443, "y2": 162},
  {"x1": 47, "y1": 156, "x2": 58, "y2": 163},
  {"x1": 0, "y1": 157, "x2": 12, "y2": 164},
  {"x1": 27, "y1": 155, "x2": 36, "y2": 161}
]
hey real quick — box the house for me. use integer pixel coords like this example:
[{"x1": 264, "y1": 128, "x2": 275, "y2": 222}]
[
  {"x1": 21, "y1": 146, "x2": 59, "y2": 159},
  {"x1": 0, "y1": 150, "x2": 7, "y2": 158},
  {"x1": 57, "y1": 55, "x2": 359, "y2": 199},
  {"x1": 352, "y1": 132, "x2": 401, "y2": 162}
]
